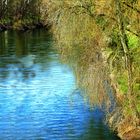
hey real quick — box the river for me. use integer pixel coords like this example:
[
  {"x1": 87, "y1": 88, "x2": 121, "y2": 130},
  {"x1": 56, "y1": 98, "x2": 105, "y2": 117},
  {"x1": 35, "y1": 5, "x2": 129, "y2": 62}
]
[{"x1": 0, "y1": 29, "x2": 120, "y2": 140}]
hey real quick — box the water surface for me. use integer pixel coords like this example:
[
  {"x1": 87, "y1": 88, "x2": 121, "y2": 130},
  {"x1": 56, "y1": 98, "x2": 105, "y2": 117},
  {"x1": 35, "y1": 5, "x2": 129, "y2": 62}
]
[{"x1": 0, "y1": 30, "x2": 120, "y2": 140}]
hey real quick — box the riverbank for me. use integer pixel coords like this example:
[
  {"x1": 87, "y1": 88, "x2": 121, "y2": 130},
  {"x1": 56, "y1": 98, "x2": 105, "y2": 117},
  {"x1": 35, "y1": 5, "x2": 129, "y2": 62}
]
[
  {"x1": 0, "y1": 20, "x2": 48, "y2": 31},
  {"x1": 108, "y1": 97, "x2": 140, "y2": 140},
  {"x1": 100, "y1": 48, "x2": 140, "y2": 140},
  {"x1": 107, "y1": 73, "x2": 140, "y2": 140}
]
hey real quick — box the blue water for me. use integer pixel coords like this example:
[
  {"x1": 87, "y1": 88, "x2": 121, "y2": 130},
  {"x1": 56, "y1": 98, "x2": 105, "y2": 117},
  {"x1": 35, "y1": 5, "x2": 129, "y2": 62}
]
[{"x1": 0, "y1": 30, "x2": 120, "y2": 140}]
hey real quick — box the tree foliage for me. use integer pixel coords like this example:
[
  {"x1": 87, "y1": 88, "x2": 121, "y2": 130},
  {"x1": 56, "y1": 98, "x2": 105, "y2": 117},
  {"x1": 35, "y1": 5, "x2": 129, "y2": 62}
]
[
  {"x1": 0, "y1": 0, "x2": 42, "y2": 29},
  {"x1": 43, "y1": 0, "x2": 140, "y2": 119}
]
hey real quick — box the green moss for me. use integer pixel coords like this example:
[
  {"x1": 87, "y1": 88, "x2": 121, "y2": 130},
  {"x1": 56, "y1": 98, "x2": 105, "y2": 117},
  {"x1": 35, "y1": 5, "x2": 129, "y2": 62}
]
[
  {"x1": 117, "y1": 76, "x2": 128, "y2": 94},
  {"x1": 127, "y1": 32, "x2": 139, "y2": 49},
  {"x1": 137, "y1": 104, "x2": 140, "y2": 112}
]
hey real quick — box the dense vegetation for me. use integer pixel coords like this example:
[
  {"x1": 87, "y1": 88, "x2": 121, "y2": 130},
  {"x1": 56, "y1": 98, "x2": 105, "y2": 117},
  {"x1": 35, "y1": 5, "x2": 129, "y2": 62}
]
[
  {"x1": 43, "y1": 0, "x2": 140, "y2": 139},
  {"x1": 0, "y1": 0, "x2": 44, "y2": 30},
  {"x1": 0, "y1": 0, "x2": 140, "y2": 139}
]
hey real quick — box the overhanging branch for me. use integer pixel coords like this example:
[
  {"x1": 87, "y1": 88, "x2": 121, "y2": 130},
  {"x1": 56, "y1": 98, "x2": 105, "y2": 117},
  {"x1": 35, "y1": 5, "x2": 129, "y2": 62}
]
[
  {"x1": 123, "y1": 2, "x2": 140, "y2": 14},
  {"x1": 126, "y1": 28, "x2": 140, "y2": 37}
]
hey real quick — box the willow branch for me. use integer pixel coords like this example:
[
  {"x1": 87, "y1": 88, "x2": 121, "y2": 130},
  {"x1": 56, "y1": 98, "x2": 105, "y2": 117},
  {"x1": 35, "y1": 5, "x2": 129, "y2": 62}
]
[
  {"x1": 123, "y1": 2, "x2": 140, "y2": 14},
  {"x1": 126, "y1": 28, "x2": 140, "y2": 37}
]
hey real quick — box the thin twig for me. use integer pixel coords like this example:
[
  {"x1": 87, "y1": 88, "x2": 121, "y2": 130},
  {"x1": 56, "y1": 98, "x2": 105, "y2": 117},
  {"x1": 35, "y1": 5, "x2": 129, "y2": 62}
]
[{"x1": 123, "y1": 2, "x2": 140, "y2": 14}]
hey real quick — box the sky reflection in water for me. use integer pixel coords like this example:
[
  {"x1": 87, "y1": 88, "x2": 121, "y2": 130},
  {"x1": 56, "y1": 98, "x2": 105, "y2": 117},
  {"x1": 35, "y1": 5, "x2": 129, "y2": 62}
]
[{"x1": 0, "y1": 30, "x2": 120, "y2": 140}]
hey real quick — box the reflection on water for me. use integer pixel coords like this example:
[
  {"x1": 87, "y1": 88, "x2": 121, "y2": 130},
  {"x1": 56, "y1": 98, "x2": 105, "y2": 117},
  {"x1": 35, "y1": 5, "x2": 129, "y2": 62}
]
[{"x1": 0, "y1": 30, "x2": 120, "y2": 140}]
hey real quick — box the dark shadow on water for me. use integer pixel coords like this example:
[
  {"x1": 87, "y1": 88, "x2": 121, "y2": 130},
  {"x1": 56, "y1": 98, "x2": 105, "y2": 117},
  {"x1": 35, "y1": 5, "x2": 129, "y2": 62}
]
[{"x1": 78, "y1": 109, "x2": 120, "y2": 140}]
